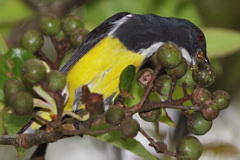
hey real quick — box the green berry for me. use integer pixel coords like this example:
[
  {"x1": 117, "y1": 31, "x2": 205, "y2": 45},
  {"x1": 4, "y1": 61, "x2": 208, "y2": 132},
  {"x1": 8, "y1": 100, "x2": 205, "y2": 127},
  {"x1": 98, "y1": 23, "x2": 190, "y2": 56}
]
[
  {"x1": 69, "y1": 28, "x2": 88, "y2": 48},
  {"x1": 9, "y1": 91, "x2": 33, "y2": 116},
  {"x1": 191, "y1": 88, "x2": 211, "y2": 105},
  {"x1": 106, "y1": 105, "x2": 126, "y2": 125},
  {"x1": 139, "y1": 109, "x2": 161, "y2": 122},
  {"x1": 165, "y1": 60, "x2": 188, "y2": 79},
  {"x1": 155, "y1": 75, "x2": 172, "y2": 97},
  {"x1": 192, "y1": 62, "x2": 216, "y2": 87},
  {"x1": 156, "y1": 43, "x2": 182, "y2": 69},
  {"x1": 120, "y1": 118, "x2": 140, "y2": 138},
  {"x1": 3, "y1": 79, "x2": 25, "y2": 101},
  {"x1": 40, "y1": 15, "x2": 61, "y2": 36},
  {"x1": 212, "y1": 90, "x2": 230, "y2": 110},
  {"x1": 21, "y1": 29, "x2": 44, "y2": 53},
  {"x1": 55, "y1": 30, "x2": 67, "y2": 42},
  {"x1": 177, "y1": 136, "x2": 202, "y2": 160},
  {"x1": 200, "y1": 100, "x2": 220, "y2": 120},
  {"x1": 137, "y1": 68, "x2": 154, "y2": 88},
  {"x1": 21, "y1": 59, "x2": 47, "y2": 85},
  {"x1": 47, "y1": 70, "x2": 66, "y2": 92},
  {"x1": 177, "y1": 69, "x2": 196, "y2": 88},
  {"x1": 62, "y1": 15, "x2": 84, "y2": 36},
  {"x1": 187, "y1": 112, "x2": 212, "y2": 135}
]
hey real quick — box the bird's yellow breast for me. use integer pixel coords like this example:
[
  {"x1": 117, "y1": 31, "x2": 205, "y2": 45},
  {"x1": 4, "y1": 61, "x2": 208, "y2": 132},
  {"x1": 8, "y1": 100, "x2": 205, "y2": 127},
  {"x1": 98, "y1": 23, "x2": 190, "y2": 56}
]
[{"x1": 64, "y1": 36, "x2": 144, "y2": 111}]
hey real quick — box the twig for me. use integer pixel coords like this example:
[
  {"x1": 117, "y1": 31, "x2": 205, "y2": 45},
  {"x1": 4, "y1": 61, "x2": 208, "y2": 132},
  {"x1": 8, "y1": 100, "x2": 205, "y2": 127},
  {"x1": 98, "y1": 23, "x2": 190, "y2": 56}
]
[
  {"x1": 140, "y1": 128, "x2": 177, "y2": 158},
  {"x1": 127, "y1": 64, "x2": 162, "y2": 114}
]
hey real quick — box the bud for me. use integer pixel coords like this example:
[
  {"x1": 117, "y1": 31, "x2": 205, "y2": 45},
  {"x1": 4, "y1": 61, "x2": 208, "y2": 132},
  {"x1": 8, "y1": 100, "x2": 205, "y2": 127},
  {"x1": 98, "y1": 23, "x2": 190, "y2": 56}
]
[
  {"x1": 191, "y1": 88, "x2": 211, "y2": 105},
  {"x1": 120, "y1": 118, "x2": 140, "y2": 138},
  {"x1": 212, "y1": 90, "x2": 230, "y2": 110},
  {"x1": 62, "y1": 15, "x2": 84, "y2": 36},
  {"x1": 177, "y1": 136, "x2": 202, "y2": 160},
  {"x1": 21, "y1": 29, "x2": 44, "y2": 53},
  {"x1": 21, "y1": 59, "x2": 47, "y2": 85},
  {"x1": 137, "y1": 68, "x2": 154, "y2": 88},
  {"x1": 40, "y1": 15, "x2": 61, "y2": 36},
  {"x1": 156, "y1": 43, "x2": 182, "y2": 69},
  {"x1": 3, "y1": 79, "x2": 25, "y2": 101},
  {"x1": 200, "y1": 100, "x2": 220, "y2": 120},
  {"x1": 192, "y1": 62, "x2": 216, "y2": 87},
  {"x1": 10, "y1": 91, "x2": 33, "y2": 116},
  {"x1": 46, "y1": 70, "x2": 66, "y2": 92},
  {"x1": 106, "y1": 105, "x2": 126, "y2": 125}
]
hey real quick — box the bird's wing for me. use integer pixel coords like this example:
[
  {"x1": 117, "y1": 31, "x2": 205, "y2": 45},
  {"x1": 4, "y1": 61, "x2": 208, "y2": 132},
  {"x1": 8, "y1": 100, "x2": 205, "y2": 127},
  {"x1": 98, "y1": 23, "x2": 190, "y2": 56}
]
[{"x1": 60, "y1": 12, "x2": 131, "y2": 74}]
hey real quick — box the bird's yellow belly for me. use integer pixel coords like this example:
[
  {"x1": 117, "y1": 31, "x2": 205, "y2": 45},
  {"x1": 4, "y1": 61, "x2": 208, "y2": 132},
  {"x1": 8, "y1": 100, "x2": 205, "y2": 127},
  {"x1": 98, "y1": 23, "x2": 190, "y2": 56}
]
[{"x1": 64, "y1": 36, "x2": 144, "y2": 111}]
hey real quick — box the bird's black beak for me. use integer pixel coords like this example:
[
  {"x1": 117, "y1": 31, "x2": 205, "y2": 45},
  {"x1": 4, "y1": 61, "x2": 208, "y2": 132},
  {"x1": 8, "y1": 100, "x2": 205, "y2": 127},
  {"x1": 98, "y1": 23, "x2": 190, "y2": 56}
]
[{"x1": 197, "y1": 51, "x2": 210, "y2": 64}]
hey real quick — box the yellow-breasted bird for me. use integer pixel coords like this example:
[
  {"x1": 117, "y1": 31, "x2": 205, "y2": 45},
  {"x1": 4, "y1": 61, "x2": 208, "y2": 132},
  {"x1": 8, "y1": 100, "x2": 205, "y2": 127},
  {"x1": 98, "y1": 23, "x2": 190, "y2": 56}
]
[{"x1": 19, "y1": 12, "x2": 209, "y2": 134}]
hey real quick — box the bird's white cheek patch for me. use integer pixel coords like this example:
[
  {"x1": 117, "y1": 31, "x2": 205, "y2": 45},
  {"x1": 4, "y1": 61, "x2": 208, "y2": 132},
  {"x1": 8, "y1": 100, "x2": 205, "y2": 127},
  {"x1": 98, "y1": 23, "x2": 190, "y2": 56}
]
[
  {"x1": 139, "y1": 42, "x2": 164, "y2": 58},
  {"x1": 180, "y1": 48, "x2": 193, "y2": 65}
]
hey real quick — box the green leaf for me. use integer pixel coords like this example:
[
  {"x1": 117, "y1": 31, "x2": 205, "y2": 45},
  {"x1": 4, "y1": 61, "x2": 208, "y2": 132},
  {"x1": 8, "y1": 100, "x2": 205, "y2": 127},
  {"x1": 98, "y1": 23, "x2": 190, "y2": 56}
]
[
  {"x1": 3, "y1": 113, "x2": 31, "y2": 135},
  {"x1": 0, "y1": 55, "x2": 12, "y2": 102},
  {"x1": 203, "y1": 28, "x2": 240, "y2": 59},
  {"x1": 0, "y1": 1, "x2": 34, "y2": 24},
  {"x1": 4, "y1": 48, "x2": 35, "y2": 77},
  {"x1": 159, "y1": 108, "x2": 176, "y2": 127},
  {"x1": 119, "y1": 65, "x2": 136, "y2": 93},
  {"x1": 0, "y1": 34, "x2": 8, "y2": 55},
  {"x1": 95, "y1": 131, "x2": 158, "y2": 160}
]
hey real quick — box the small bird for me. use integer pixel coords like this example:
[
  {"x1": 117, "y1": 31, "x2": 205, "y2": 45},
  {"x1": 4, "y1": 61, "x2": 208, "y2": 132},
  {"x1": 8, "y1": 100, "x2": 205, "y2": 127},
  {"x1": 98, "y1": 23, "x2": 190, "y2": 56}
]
[{"x1": 20, "y1": 12, "x2": 209, "y2": 133}]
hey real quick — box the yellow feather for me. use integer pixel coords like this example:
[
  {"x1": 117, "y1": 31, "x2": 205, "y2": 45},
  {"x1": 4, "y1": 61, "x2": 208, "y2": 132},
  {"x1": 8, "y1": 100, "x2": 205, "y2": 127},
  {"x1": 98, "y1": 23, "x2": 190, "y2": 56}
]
[
  {"x1": 64, "y1": 35, "x2": 144, "y2": 111},
  {"x1": 28, "y1": 36, "x2": 145, "y2": 131}
]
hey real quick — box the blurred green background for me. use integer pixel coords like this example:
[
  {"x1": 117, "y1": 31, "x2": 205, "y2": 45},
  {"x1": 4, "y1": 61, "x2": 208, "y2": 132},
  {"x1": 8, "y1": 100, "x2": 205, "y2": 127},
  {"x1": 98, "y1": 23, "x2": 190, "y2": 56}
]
[{"x1": 0, "y1": 0, "x2": 240, "y2": 159}]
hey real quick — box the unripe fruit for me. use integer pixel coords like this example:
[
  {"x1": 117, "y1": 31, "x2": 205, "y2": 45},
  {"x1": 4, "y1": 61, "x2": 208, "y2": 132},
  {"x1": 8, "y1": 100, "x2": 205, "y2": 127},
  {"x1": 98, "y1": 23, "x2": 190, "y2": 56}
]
[
  {"x1": 177, "y1": 69, "x2": 196, "y2": 88},
  {"x1": 165, "y1": 60, "x2": 188, "y2": 79},
  {"x1": 120, "y1": 118, "x2": 140, "y2": 138},
  {"x1": 191, "y1": 88, "x2": 211, "y2": 105},
  {"x1": 212, "y1": 90, "x2": 230, "y2": 110},
  {"x1": 137, "y1": 68, "x2": 154, "y2": 88},
  {"x1": 192, "y1": 63, "x2": 216, "y2": 87},
  {"x1": 21, "y1": 29, "x2": 44, "y2": 53},
  {"x1": 40, "y1": 15, "x2": 61, "y2": 36},
  {"x1": 62, "y1": 15, "x2": 84, "y2": 36},
  {"x1": 177, "y1": 136, "x2": 202, "y2": 160},
  {"x1": 21, "y1": 59, "x2": 47, "y2": 85},
  {"x1": 3, "y1": 79, "x2": 25, "y2": 100},
  {"x1": 139, "y1": 109, "x2": 161, "y2": 122},
  {"x1": 106, "y1": 105, "x2": 126, "y2": 125},
  {"x1": 69, "y1": 28, "x2": 88, "y2": 48},
  {"x1": 156, "y1": 43, "x2": 182, "y2": 69},
  {"x1": 154, "y1": 75, "x2": 172, "y2": 96},
  {"x1": 187, "y1": 112, "x2": 212, "y2": 135},
  {"x1": 55, "y1": 30, "x2": 67, "y2": 42},
  {"x1": 9, "y1": 91, "x2": 33, "y2": 115},
  {"x1": 200, "y1": 100, "x2": 220, "y2": 121},
  {"x1": 47, "y1": 70, "x2": 66, "y2": 92}
]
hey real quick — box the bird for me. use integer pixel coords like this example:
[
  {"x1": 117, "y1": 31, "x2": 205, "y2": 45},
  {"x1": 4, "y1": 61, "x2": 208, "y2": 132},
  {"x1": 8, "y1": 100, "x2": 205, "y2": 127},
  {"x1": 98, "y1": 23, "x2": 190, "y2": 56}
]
[{"x1": 19, "y1": 12, "x2": 209, "y2": 134}]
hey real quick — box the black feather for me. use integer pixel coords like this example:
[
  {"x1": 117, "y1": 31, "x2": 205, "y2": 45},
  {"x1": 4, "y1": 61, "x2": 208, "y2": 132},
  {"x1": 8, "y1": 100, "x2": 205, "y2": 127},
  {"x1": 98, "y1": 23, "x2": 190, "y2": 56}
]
[{"x1": 60, "y1": 12, "x2": 131, "y2": 74}]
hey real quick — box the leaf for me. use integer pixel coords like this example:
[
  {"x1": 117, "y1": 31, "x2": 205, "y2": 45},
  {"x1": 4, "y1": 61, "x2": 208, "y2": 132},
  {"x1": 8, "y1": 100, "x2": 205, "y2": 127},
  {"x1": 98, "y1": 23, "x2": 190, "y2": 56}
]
[
  {"x1": 3, "y1": 113, "x2": 31, "y2": 135},
  {"x1": 95, "y1": 131, "x2": 158, "y2": 160},
  {"x1": 32, "y1": 85, "x2": 57, "y2": 115},
  {"x1": 0, "y1": 34, "x2": 8, "y2": 55},
  {"x1": 0, "y1": 1, "x2": 34, "y2": 24},
  {"x1": 119, "y1": 65, "x2": 136, "y2": 93},
  {"x1": 203, "y1": 28, "x2": 240, "y2": 59},
  {"x1": 158, "y1": 108, "x2": 176, "y2": 127},
  {"x1": 0, "y1": 55, "x2": 12, "y2": 102},
  {"x1": 4, "y1": 48, "x2": 35, "y2": 77}
]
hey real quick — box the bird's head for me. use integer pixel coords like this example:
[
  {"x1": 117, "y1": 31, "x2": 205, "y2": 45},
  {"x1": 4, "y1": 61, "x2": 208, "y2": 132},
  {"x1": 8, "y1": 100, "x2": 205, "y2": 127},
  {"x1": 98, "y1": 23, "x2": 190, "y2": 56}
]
[{"x1": 171, "y1": 18, "x2": 209, "y2": 68}]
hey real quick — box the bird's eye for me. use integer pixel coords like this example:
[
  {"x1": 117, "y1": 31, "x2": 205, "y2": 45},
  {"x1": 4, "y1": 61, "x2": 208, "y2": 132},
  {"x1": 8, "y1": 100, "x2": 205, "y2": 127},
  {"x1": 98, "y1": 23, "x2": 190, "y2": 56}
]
[{"x1": 197, "y1": 33, "x2": 204, "y2": 41}]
